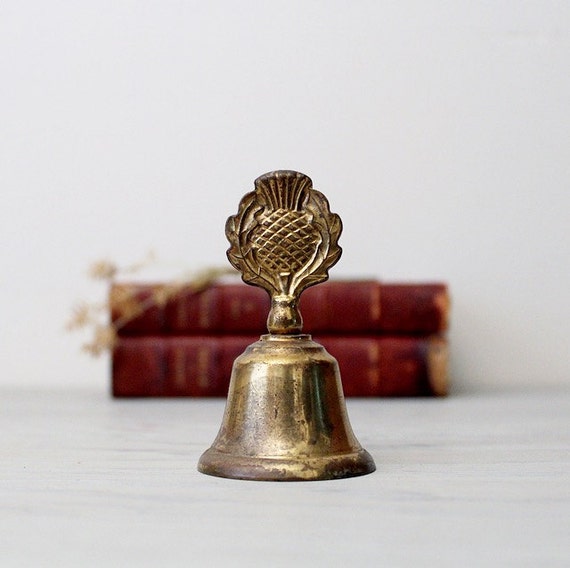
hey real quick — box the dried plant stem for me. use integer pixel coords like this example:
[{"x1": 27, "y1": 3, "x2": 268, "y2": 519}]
[{"x1": 69, "y1": 256, "x2": 237, "y2": 357}]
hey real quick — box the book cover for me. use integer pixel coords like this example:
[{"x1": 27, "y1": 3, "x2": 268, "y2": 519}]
[
  {"x1": 111, "y1": 280, "x2": 449, "y2": 336},
  {"x1": 112, "y1": 334, "x2": 448, "y2": 398}
]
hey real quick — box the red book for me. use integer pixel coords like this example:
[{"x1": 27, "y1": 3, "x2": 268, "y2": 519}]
[
  {"x1": 111, "y1": 280, "x2": 449, "y2": 335},
  {"x1": 112, "y1": 335, "x2": 448, "y2": 398}
]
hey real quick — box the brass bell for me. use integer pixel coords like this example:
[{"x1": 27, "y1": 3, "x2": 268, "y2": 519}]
[{"x1": 198, "y1": 170, "x2": 376, "y2": 481}]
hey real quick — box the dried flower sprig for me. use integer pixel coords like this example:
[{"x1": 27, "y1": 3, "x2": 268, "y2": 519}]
[
  {"x1": 82, "y1": 325, "x2": 117, "y2": 357},
  {"x1": 87, "y1": 260, "x2": 118, "y2": 281},
  {"x1": 68, "y1": 252, "x2": 237, "y2": 357},
  {"x1": 66, "y1": 302, "x2": 95, "y2": 331},
  {"x1": 86, "y1": 250, "x2": 157, "y2": 281}
]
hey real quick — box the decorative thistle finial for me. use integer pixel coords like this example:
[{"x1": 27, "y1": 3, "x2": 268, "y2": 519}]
[{"x1": 225, "y1": 170, "x2": 342, "y2": 334}]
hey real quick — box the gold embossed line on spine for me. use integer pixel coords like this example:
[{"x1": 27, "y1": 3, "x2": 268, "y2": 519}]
[{"x1": 225, "y1": 171, "x2": 342, "y2": 334}]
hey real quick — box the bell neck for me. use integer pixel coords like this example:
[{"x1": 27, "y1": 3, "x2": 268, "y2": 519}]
[{"x1": 267, "y1": 294, "x2": 303, "y2": 335}]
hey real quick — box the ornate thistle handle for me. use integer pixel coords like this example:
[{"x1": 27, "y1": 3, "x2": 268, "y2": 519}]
[{"x1": 225, "y1": 170, "x2": 342, "y2": 334}]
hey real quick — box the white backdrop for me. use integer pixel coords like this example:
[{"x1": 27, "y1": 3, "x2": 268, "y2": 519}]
[{"x1": 1, "y1": 1, "x2": 568, "y2": 392}]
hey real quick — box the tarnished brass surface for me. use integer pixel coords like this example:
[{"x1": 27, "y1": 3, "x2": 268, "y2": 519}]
[{"x1": 198, "y1": 170, "x2": 376, "y2": 481}]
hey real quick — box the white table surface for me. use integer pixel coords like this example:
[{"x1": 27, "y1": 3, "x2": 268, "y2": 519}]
[{"x1": 2, "y1": 387, "x2": 569, "y2": 567}]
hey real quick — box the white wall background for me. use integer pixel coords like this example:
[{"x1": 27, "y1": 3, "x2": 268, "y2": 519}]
[{"x1": 1, "y1": 1, "x2": 568, "y2": 392}]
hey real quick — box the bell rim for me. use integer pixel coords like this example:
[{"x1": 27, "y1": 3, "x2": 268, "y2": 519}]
[{"x1": 197, "y1": 447, "x2": 376, "y2": 482}]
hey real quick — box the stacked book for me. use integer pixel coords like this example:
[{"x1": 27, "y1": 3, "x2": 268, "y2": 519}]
[{"x1": 111, "y1": 280, "x2": 450, "y2": 397}]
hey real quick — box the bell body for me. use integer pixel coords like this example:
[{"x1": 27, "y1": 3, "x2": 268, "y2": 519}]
[{"x1": 198, "y1": 334, "x2": 376, "y2": 481}]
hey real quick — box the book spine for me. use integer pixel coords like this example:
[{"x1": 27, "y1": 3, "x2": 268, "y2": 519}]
[
  {"x1": 112, "y1": 335, "x2": 448, "y2": 398},
  {"x1": 112, "y1": 281, "x2": 449, "y2": 335}
]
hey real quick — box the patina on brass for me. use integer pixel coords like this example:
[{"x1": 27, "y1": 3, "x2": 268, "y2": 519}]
[{"x1": 198, "y1": 170, "x2": 376, "y2": 481}]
